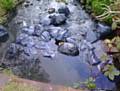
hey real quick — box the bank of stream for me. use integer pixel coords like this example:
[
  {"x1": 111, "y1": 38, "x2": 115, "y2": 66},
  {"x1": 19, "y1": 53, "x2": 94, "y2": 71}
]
[{"x1": 0, "y1": 0, "x2": 119, "y2": 90}]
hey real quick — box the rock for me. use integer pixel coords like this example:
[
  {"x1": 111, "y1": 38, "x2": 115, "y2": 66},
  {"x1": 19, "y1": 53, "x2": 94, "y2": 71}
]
[
  {"x1": 66, "y1": 34, "x2": 82, "y2": 46},
  {"x1": 0, "y1": 25, "x2": 9, "y2": 42},
  {"x1": 48, "y1": 27, "x2": 61, "y2": 39},
  {"x1": 16, "y1": 33, "x2": 29, "y2": 45},
  {"x1": 49, "y1": 14, "x2": 67, "y2": 26},
  {"x1": 86, "y1": 30, "x2": 97, "y2": 43},
  {"x1": 22, "y1": 26, "x2": 34, "y2": 35},
  {"x1": 34, "y1": 25, "x2": 44, "y2": 36},
  {"x1": 40, "y1": 31, "x2": 51, "y2": 42},
  {"x1": 48, "y1": 27, "x2": 69, "y2": 41},
  {"x1": 40, "y1": 16, "x2": 51, "y2": 26},
  {"x1": 95, "y1": 23, "x2": 112, "y2": 40},
  {"x1": 49, "y1": 1, "x2": 66, "y2": 11},
  {"x1": 58, "y1": 42, "x2": 79, "y2": 56},
  {"x1": 48, "y1": 8, "x2": 56, "y2": 14},
  {"x1": 58, "y1": 6, "x2": 70, "y2": 17},
  {"x1": 24, "y1": 47, "x2": 37, "y2": 56}
]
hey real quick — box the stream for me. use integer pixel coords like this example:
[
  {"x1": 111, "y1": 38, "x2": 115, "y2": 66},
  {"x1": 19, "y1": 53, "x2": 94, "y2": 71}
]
[{"x1": 0, "y1": 0, "x2": 117, "y2": 90}]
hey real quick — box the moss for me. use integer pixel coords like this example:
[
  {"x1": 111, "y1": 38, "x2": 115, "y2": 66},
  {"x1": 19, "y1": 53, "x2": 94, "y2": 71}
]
[
  {"x1": 2, "y1": 81, "x2": 39, "y2": 91},
  {"x1": 0, "y1": 0, "x2": 16, "y2": 12},
  {"x1": 0, "y1": 0, "x2": 17, "y2": 24},
  {"x1": 2, "y1": 69, "x2": 13, "y2": 76}
]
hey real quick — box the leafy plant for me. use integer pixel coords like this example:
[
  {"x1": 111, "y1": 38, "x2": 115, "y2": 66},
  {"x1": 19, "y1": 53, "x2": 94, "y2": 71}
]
[
  {"x1": 100, "y1": 53, "x2": 109, "y2": 61},
  {"x1": 73, "y1": 77, "x2": 96, "y2": 90},
  {"x1": 82, "y1": 0, "x2": 120, "y2": 25},
  {"x1": 103, "y1": 64, "x2": 120, "y2": 80},
  {"x1": 104, "y1": 36, "x2": 120, "y2": 52}
]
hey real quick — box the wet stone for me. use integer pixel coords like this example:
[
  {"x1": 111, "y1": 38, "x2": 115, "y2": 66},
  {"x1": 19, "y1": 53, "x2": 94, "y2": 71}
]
[
  {"x1": 24, "y1": 47, "x2": 37, "y2": 56},
  {"x1": 0, "y1": 25, "x2": 9, "y2": 42},
  {"x1": 22, "y1": 26, "x2": 34, "y2": 35},
  {"x1": 16, "y1": 35, "x2": 36, "y2": 47},
  {"x1": 48, "y1": 27, "x2": 69, "y2": 41},
  {"x1": 33, "y1": 25, "x2": 44, "y2": 36},
  {"x1": 48, "y1": 8, "x2": 56, "y2": 14},
  {"x1": 55, "y1": 29, "x2": 70, "y2": 41},
  {"x1": 58, "y1": 6, "x2": 70, "y2": 17},
  {"x1": 16, "y1": 33, "x2": 29, "y2": 46},
  {"x1": 48, "y1": 27, "x2": 62, "y2": 39},
  {"x1": 40, "y1": 16, "x2": 51, "y2": 26},
  {"x1": 66, "y1": 34, "x2": 82, "y2": 46},
  {"x1": 58, "y1": 42, "x2": 79, "y2": 56},
  {"x1": 86, "y1": 30, "x2": 97, "y2": 43},
  {"x1": 49, "y1": 14, "x2": 67, "y2": 26},
  {"x1": 40, "y1": 31, "x2": 51, "y2": 42},
  {"x1": 6, "y1": 43, "x2": 23, "y2": 59},
  {"x1": 95, "y1": 23, "x2": 112, "y2": 40}
]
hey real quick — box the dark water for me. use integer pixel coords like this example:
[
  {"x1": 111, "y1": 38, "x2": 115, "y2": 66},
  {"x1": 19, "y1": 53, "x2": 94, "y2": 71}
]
[{"x1": 0, "y1": 0, "x2": 117, "y2": 90}]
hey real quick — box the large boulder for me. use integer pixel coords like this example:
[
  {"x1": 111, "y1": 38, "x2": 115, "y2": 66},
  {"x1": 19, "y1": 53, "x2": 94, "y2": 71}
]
[{"x1": 0, "y1": 25, "x2": 9, "y2": 42}]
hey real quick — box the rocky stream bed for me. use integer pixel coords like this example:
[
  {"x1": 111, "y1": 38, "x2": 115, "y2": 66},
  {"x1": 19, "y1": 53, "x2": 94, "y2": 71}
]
[{"x1": 0, "y1": 0, "x2": 119, "y2": 90}]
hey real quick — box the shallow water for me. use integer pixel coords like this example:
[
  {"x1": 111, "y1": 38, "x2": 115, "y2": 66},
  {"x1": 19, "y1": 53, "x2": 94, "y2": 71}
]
[{"x1": 1, "y1": 0, "x2": 117, "y2": 90}]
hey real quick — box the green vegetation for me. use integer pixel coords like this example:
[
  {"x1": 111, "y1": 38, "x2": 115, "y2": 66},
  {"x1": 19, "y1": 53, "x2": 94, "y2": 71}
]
[
  {"x1": 82, "y1": 0, "x2": 120, "y2": 26},
  {"x1": 81, "y1": 0, "x2": 120, "y2": 81},
  {"x1": 103, "y1": 64, "x2": 120, "y2": 80},
  {"x1": 56, "y1": 0, "x2": 67, "y2": 3},
  {"x1": 2, "y1": 68, "x2": 14, "y2": 76},
  {"x1": 73, "y1": 77, "x2": 96, "y2": 90},
  {"x1": 2, "y1": 81, "x2": 38, "y2": 91},
  {"x1": 0, "y1": 0, "x2": 17, "y2": 24},
  {"x1": 0, "y1": 0, "x2": 16, "y2": 12}
]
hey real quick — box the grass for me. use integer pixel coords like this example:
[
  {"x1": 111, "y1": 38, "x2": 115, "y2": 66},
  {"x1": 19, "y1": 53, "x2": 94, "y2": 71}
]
[
  {"x1": 2, "y1": 69, "x2": 14, "y2": 76},
  {"x1": 0, "y1": 0, "x2": 17, "y2": 24},
  {"x1": 0, "y1": 0, "x2": 16, "y2": 12},
  {"x1": 1, "y1": 81, "x2": 39, "y2": 91}
]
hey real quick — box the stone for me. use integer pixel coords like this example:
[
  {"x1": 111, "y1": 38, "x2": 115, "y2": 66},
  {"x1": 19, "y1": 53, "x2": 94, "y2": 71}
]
[
  {"x1": 34, "y1": 24, "x2": 44, "y2": 36},
  {"x1": 40, "y1": 31, "x2": 51, "y2": 42},
  {"x1": 16, "y1": 33, "x2": 29, "y2": 45},
  {"x1": 40, "y1": 16, "x2": 51, "y2": 26},
  {"x1": 48, "y1": 27, "x2": 69, "y2": 41},
  {"x1": 95, "y1": 23, "x2": 112, "y2": 40},
  {"x1": 49, "y1": 14, "x2": 67, "y2": 26},
  {"x1": 48, "y1": 27, "x2": 61, "y2": 39},
  {"x1": 86, "y1": 30, "x2": 97, "y2": 43},
  {"x1": 58, "y1": 42, "x2": 79, "y2": 56},
  {"x1": 0, "y1": 25, "x2": 9, "y2": 42},
  {"x1": 48, "y1": 8, "x2": 55, "y2": 14},
  {"x1": 22, "y1": 26, "x2": 34, "y2": 35},
  {"x1": 58, "y1": 6, "x2": 70, "y2": 17}
]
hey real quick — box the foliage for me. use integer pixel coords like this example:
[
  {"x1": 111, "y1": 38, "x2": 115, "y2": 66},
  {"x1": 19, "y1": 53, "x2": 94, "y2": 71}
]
[
  {"x1": 104, "y1": 36, "x2": 120, "y2": 52},
  {"x1": 102, "y1": 64, "x2": 120, "y2": 80},
  {"x1": 2, "y1": 69, "x2": 13, "y2": 76},
  {"x1": 100, "y1": 53, "x2": 109, "y2": 61},
  {"x1": 56, "y1": 0, "x2": 67, "y2": 3},
  {"x1": 0, "y1": 0, "x2": 16, "y2": 12},
  {"x1": 82, "y1": 0, "x2": 120, "y2": 26},
  {"x1": 0, "y1": 0, "x2": 17, "y2": 24},
  {"x1": 73, "y1": 77, "x2": 96, "y2": 90}
]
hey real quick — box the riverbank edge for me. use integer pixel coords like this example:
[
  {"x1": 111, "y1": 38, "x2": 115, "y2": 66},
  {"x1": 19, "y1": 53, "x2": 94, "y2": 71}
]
[{"x1": 0, "y1": 73, "x2": 88, "y2": 91}]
